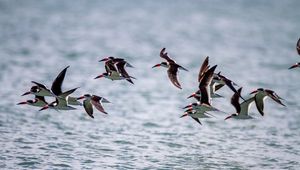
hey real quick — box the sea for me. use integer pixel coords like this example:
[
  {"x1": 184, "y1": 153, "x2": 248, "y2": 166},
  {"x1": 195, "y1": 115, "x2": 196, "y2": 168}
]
[{"x1": 0, "y1": 0, "x2": 300, "y2": 169}]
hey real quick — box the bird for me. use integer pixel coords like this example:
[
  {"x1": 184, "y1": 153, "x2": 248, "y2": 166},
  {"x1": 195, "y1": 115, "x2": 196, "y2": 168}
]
[
  {"x1": 180, "y1": 108, "x2": 215, "y2": 125},
  {"x1": 184, "y1": 65, "x2": 220, "y2": 112},
  {"x1": 250, "y1": 88, "x2": 286, "y2": 116},
  {"x1": 96, "y1": 57, "x2": 135, "y2": 83},
  {"x1": 76, "y1": 94, "x2": 110, "y2": 118},
  {"x1": 39, "y1": 88, "x2": 78, "y2": 111},
  {"x1": 17, "y1": 96, "x2": 48, "y2": 107},
  {"x1": 214, "y1": 72, "x2": 246, "y2": 101},
  {"x1": 22, "y1": 81, "x2": 53, "y2": 97},
  {"x1": 289, "y1": 38, "x2": 300, "y2": 69},
  {"x1": 22, "y1": 66, "x2": 78, "y2": 101},
  {"x1": 115, "y1": 60, "x2": 136, "y2": 84},
  {"x1": 188, "y1": 56, "x2": 224, "y2": 101},
  {"x1": 94, "y1": 72, "x2": 126, "y2": 81},
  {"x1": 152, "y1": 48, "x2": 188, "y2": 89},
  {"x1": 225, "y1": 88, "x2": 255, "y2": 120}
]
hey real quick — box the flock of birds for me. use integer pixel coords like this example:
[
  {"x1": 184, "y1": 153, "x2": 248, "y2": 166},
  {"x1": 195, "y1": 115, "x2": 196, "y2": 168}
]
[{"x1": 18, "y1": 38, "x2": 300, "y2": 125}]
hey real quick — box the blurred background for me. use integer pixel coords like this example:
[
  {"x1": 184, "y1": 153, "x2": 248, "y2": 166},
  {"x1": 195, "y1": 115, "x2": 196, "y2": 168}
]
[{"x1": 1, "y1": 0, "x2": 300, "y2": 169}]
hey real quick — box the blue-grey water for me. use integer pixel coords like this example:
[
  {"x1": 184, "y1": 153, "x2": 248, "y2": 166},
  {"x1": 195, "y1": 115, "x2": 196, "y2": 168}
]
[{"x1": 1, "y1": 0, "x2": 300, "y2": 169}]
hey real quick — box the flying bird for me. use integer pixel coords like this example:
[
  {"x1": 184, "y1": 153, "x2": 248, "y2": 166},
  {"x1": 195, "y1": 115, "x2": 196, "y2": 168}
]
[
  {"x1": 152, "y1": 48, "x2": 188, "y2": 89},
  {"x1": 17, "y1": 96, "x2": 48, "y2": 107},
  {"x1": 188, "y1": 56, "x2": 224, "y2": 101},
  {"x1": 225, "y1": 88, "x2": 255, "y2": 120},
  {"x1": 289, "y1": 38, "x2": 300, "y2": 69},
  {"x1": 96, "y1": 57, "x2": 135, "y2": 84},
  {"x1": 39, "y1": 88, "x2": 78, "y2": 111},
  {"x1": 77, "y1": 94, "x2": 110, "y2": 118},
  {"x1": 184, "y1": 65, "x2": 219, "y2": 112},
  {"x1": 250, "y1": 88, "x2": 286, "y2": 116}
]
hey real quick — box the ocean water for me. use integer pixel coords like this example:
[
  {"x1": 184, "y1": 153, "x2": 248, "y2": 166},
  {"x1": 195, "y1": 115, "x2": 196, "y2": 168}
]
[{"x1": 1, "y1": 0, "x2": 300, "y2": 169}]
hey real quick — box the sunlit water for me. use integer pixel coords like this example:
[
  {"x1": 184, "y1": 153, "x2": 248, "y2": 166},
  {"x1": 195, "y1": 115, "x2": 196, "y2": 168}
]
[{"x1": 1, "y1": 0, "x2": 300, "y2": 169}]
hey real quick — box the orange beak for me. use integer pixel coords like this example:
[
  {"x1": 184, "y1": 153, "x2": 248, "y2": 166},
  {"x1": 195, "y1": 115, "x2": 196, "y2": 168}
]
[
  {"x1": 152, "y1": 64, "x2": 161, "y2": 68},
  {"x1": 39, "y1": 105, "x2": 49, "y2": 111},
  {"x1": 99, "y1": 58, "x2": 109, "y2": 62},
  {"x1": 182, "y1": 104, "x2": 192, "y2": 109},
  {"x1": 289, "y1": 63, "x2": 299, "y2": 69},
  {"x1": 77, "y1": 96, "x2": 85, "y2": 100},
  {"x1": 187, "y1": 93, "x2": 196, "y2": 99},
  {"x1": 94, "y1": 75, "x2": 104, "y2": 79},
  {"x1": 224, "y1": 115, "x2": 232, "y2": 120},
  {"x1": 21, "y1": 91, "x2": 31, "y2": 96},
  {"x1": 17, "y1": 101, "x2": 27, "y2": 105},
  {"x1": 180, "y1": 113, "x2": 188, "y2": 118},
  {"x1": 250, "y1": 89, "x2": 258, "y2": 95}
]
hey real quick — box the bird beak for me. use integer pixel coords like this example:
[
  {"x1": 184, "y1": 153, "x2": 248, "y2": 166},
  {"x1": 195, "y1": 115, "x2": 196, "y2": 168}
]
[
  {"x1": 187, "y1": 93, "x2": 196, "y2": 99},
  {"x1": 224, "y1": 115, "x2": 232, "y2": 120},
  {"x1": 77, "y1": 96, "x2": 85, "y2": 100},
  {"x1": 180, "y1": 113, "x2": 188, "y2": 118},
  {"x1": 39, "y1": 105, "x2": 49, "y2": 111},
  {"x1": 99, "y1": 58, "x2": 108, "y2": 62},
  {"x1": 289, "y1": 63, "x2": 299, "y2": 69},
  {"x1": 94, "y1": 75, "x2": 104, "y2": 79},
  {"x1": 250, "y1": 90, "x2": 258, "y2": 94},
  {"x1": 182, "y1": 104, "x2": 192, "y2": 109},
  {"x1": 21, "y1": 91, "x2": 31, "y2": 96},
  {"x1": 152, "y1": 64, "x2": 161, "y2": 68},
  {"x1": 17, "y1": 101, "x2": 27, "y2": 105}
]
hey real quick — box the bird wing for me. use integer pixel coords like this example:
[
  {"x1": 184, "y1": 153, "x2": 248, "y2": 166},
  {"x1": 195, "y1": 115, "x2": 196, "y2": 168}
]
[
  {"x1": 31, "y1": 81, "x2": 47, "y2": 89},
  {"x1": 219, "y1": 74, "x2": 245, "y2": 101},
  {"x1": 59, "y1": 87, "x2": 78, "y2": 98},
  {"x1": 198, "y1": 65, "x2": 217, "y2": 105},
  {"x1": 91, "y1": 95, "x2": 108, "y2": 114},
  {"x1": 192, "y1": 117, "x2": 202, "y2": 125},
  {"x1": 198, "y1": 56, "x2": 210, "y2": 82},
  {"x1": 264, "y1": 89, "x2": 286, "y2": 106},
  {"x1": 35, "y1": 95, "x2": 47, "y2": 104},
  {"x1": 51, "y1": 66, "x2": 69, "y2": 96},
  {"x1": 199, "y1": 65, "x2": 217, "y2": 88},
  {"x1": 105, "y1": 60, "x2": 118, "y2": 73},
  {"x1": 214, "y1": 83, "x2": 225, "y2": 92},
  {"x1": 160, "y1": 48, "x2": 175, "y2": 63},
  {"x1": 116, "y1": 61, "x2": 134, "y2": 84},
  {"x1": 167, "y1": 64, "x2": 182, "y2": 89},
  {"x1": 83, "y1": 99, "x2": 94, "y2": 118},
  {"x1": 297, "y1": 38, "x2": 300, "y2": 55},
  {"x1": 231, "y1": 87, "x2": 242, "y2": 114},
  {"x1": 200, "y1": 86, "x2": 210, "y2": 105},
  {"x1": 254, "y1": 93, "x2": 265, "y2": 116}
]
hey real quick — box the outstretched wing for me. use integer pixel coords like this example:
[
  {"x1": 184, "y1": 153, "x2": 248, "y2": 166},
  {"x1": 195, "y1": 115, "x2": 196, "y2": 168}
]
[
  {"x1": 105, "y1": 60, "x2": 118, "y2": 73},
  {"x1": 265, "y1": 89, "x2": 286, "y2": 106},
  {"x1": 91, "y1": 95, "x2": 108, "y2": 114},
  {"x1": 296, "y1": 38, "x2": 300, "y2": 55},
  {"x1": 254, "y1": 94, "x2": 265, "y2": 116},
  {"x1": 231, "y1": 88, "x2": 242, "y2": 114},
  {"x1": 198, "y1": 56, "x2": 210, "y2": 82},
  {"x1": 167, "y1": 64, "x2": 181, "y2": 89},
  {"x1": 160, "y1": 48, "x2": 175, "y2": 63},
  {"x1": 83, "y1": 99, "x2": 94, "y2": 118},
  {"x1": 31, "y1": 81, "x2": 47, "y2": 89},
  {"x1": 116, "y1": 61, "x2": 134, "y2": 84},
  {"x1": 51, "y1": 66, "x2": 69, "y2": 95}
]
